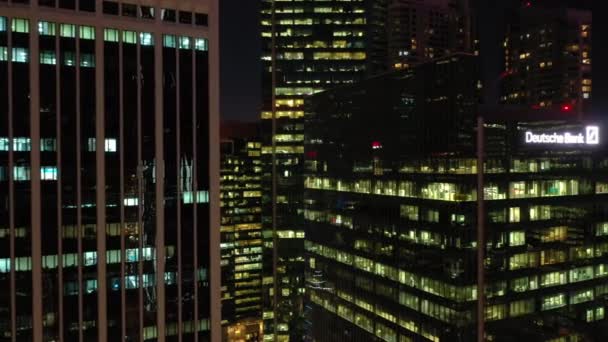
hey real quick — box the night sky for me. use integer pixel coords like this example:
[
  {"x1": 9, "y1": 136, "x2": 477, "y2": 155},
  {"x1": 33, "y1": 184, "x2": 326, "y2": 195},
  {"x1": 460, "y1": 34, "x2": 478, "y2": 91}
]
[{"x1": 220, "y1": 0, "x2": 261, "y2": 122}]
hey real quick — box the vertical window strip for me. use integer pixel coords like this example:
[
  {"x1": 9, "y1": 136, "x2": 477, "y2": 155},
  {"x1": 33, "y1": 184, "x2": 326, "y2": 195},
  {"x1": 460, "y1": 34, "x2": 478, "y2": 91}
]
[{"x1": 0, "y1": 17, "x2": 7, "y2": 32}]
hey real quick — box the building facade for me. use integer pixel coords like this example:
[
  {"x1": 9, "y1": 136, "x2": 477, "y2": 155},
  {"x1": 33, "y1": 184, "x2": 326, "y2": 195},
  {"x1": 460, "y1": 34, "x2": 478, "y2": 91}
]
[
  {"x1": 259, "y1": 0, "x2": 387, "y2": 339},
  {"x1": 0, "y1": 0, "x2": 220, "y2": 341},
  {"x1": 387, "y1": 0, "x2": 475, "y2": 70},
  {"x1": 220, "y1": 138, "x2": 263, "y2": 339},
  {"x1": 501, "y1": 3, "x2": 591, "y2": 115},
  {"x1": 304, "y1": 55, "x2": 608, "y2": 341}
]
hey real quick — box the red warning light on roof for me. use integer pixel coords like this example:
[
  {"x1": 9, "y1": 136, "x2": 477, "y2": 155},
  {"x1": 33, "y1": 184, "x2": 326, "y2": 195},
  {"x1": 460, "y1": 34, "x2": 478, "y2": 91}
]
[
  {"x1": 561, "y1": 104, "x2": 572, "y2": 112},
  {"x1": 372, "y1": 141, "x2": 382, "y2": 149},
  {"x1": 525, "y1": 1, "x2": 532, "y2": 7}
]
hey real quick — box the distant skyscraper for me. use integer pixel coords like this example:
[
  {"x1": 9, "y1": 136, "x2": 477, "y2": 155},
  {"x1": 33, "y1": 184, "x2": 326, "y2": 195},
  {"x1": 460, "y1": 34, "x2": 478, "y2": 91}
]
[
  {"x1": 220, "y1": 137, "x2": 263, "y2": 337},
  {"x1": 259, "y1": 0, "x2": 387, "y2": 339},
  {"x1": 501, "y1": 3, "x2": 591, "y2": 114},
  {"x1": 304, "y1": 54, "x2": 608, "y2": 341},
  {"x1": 387, "y1": 0, "x2": 476, "y2": 70},
  {"x1": 0, "y1": 1, "x2": 220, "y2": 341}
]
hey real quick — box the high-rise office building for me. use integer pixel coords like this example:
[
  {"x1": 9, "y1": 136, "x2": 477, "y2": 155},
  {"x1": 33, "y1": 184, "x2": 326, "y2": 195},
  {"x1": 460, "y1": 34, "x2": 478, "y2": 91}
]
[
  {"x1": 387, "y1": 0, "x2": 475, "y2": 70},
  {"x1": 304, "y1": 54, "x2": 608, "y2": 341},
  {"x1": 259, "y1": 0, "x2": 387, "y2": 339},
  {"x1": 0, "y1": 1, "x2": 220, "y2": 341},
  {"x1": 220, "y1": 136, "x2": 263, "y2": 340},
  {"x1": 501, "y1": 3, "x2": 591, "y2": 114}
]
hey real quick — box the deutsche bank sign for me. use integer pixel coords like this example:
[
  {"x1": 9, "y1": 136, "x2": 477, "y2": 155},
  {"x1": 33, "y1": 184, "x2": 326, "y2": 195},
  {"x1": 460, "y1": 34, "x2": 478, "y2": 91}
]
[{"x1": 525, "y1": 126, "x2": 599, "y2": 145}]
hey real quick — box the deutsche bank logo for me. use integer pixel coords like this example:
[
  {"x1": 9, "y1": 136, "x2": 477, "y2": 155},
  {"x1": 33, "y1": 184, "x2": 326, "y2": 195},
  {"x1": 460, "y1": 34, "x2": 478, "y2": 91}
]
[
  {"x1": 524, "y1": 125, "x2": 600, "y2": 146},
  {"x1": 586, "y1": 126, "x2": 599, "y2": 145}
]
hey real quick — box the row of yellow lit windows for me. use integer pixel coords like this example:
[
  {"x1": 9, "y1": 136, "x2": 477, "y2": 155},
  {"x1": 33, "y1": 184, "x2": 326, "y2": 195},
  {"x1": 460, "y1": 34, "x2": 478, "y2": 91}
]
[
  {"x1": 307, "y1": 241, "x2": 478, "y2": 302},
  {"x1": 306, "y1": 177, "x2": 586, "y2": 201},
  {"x1": 311, "y1": 289, "x2": 444, "y2": 342},
  {"x1": 309, "y1": 240, "x2": 608, "y2": 303},
  {"x1": 313, "y1": 52, "x2": 366, "y2": 60},
  {"x1": 261, "y1": 146, "x2": 304, "y2": 154},
  {"x1": 261, "y1": 111, "x2": 304, "y2": 119},
  {"x1": 303, "y1": 209, "x2": 354, "y2": 229}
]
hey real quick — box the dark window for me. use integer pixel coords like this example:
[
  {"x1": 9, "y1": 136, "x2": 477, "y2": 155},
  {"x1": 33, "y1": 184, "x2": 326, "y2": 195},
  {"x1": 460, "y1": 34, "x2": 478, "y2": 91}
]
[
  {"x1": 195, "y1": 13, "x2": 208, "y2": 26},
  {"x1": 140, "y1": 6, "x2": 155, "y2": 19},
  {"x1": 59, "y1": 0, "x2": 75, "y2": 9},
  {"x1": 121, "y1": 3, "x2": 137, "y2": 17},
  {"x1": 12, "y1": 0, "x2": 29, "y2": 3},
  {"x1": 38, "y1": 0, "x2": 55, "y2": 7},
  {"x1": 161, "y1": 8, "x2": 176, "y2": 22},
  {"x1": 179, "y1": 11, "x2": 193, "y2": 25},
  {"x1": 78, "y1": 0, "x2": 95, "y2": 12},
  {"x1": 102, "y1": 0, "x2": 119, "y2": 15}
]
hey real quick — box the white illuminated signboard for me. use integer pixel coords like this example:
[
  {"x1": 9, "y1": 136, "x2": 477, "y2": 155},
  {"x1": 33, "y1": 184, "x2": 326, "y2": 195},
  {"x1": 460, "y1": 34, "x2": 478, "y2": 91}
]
[{"x1": 524, "y1": 126, "x2": 599, "y2": 145}]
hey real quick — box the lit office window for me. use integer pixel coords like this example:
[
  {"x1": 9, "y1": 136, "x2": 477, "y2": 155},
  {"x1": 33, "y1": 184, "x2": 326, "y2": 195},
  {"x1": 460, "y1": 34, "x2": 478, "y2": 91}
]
[
  {"x1": 541, "y1": 293, "x2": 565, "y2": 310},
  {"x1": 195, "y1": 38, "x2": 208, "y2": 51},
  {"x1": 87, "y1": 138, "x2": 117, "y2": 152},
  {"x1": 104, "y1": 28, "x2": 119, "y2": 42},
  {"x1": 179, "y1": 36, "x2": 191, "y2": 49},
  {"x1": 12, "y1": 48, "x2": 28, "y2": 63},
  {"x1": 40, "y1": 51, "x2": 56, "y2": 65},
  {"x1": 509, "y1": 231, "x2": 525, "y2": 246},
  {"x1": 123, "y1": 31, "x2": 137, "y2": 44},
  {"x1": 183, "y1": 190, "x2": 209, "y2": 204},
  {"x1": 163, "y1": 35, "x2": 176, "y2": 48},
  {"x1": 79, "y1": 26, "x2": 95, "y2": 40},
  {"x1": 13, "y1": 166, "x2": 30, "y2": 181},
  {"x1": 40, "y1": 138, "x2": 56, "y2": 151},
  {"x1": 60, "y1": 24, "x2": 76, "y2": 38},
  {"x1": 41, "y1": 167, "x2": 58, "y2": 180},
  {"x1": 80, "y1": 53, "x2": 95, "y2": 68},
  {"x1": 11, "y1": 18, "x2": 29, "y2": 33},
  {"x1": 105, "y1": 139, "x2": 117, "y2": 152},
  {"x1": 0, "y1": 47, "x2": 6, "y2": 61},
  {"x1": 0, "y1": 138, "x2": 8, "y2": 151},
  {"x1": 124, "y1": 198, "x2": 139, "y2": 207},
  {"x1": 63, "y1": 51, "x2": 75, "y2": 66},
  {"x1": 0, "y1": 17, "x2": 6, "y2": 31},
  {"x1": 13, "y1": 138, "x2": 31, "y2": 151},
  {"x1": 38, "y1": 21, "x2": 56, "y2": 36},
  {"x1": 140, "y1": 32, "x2": 153, "y2": 46}
]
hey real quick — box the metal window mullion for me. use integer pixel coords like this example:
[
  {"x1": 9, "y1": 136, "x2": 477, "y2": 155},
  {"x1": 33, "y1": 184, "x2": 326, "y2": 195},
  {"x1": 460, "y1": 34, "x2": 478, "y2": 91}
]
[
  {"x1": 119, "y1": 31, "x2": 127, "y2": 342},
  {"x1": 175, "y1": 42, "x2": 183, "y2": 341},
  {"x1": 209, "y1": 0, "x2": 222, "y2": 339},
  {"x1": 7, "y1": 17, "x2": 16, "y2": 342},
  {"x1": 136, "y1": 34, "x2": 144, "y2": 342},
  {"x1": 55, "y1": 25, "x2": 64, "y2": 342},
  {"x1": 191, "y1": 43, "x2": 199, "y2": 342},
  {"x1": 29, "y1": 13, "x2": 44, "y2": 342},
  {"x1": 95, "y1": 22, "x2": 108, "y2": 342},
  {"x1": 75, "y1": 28, "x2": 84, "y2": 342},
  {"x1": 154, "y1": 27, "x2": 167, "y2": 342}
]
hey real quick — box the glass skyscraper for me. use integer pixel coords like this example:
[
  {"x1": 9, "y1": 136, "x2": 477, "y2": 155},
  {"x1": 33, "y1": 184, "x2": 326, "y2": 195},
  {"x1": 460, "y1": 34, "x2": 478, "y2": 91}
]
[
  {"x1": 304, "y1": 54, "x2": 608, "y2": 341},
  {"x1": 0, "y1": 1, "x2": 220, "y2": 341},
  {"x1": 259, "y1": 0, "x2": 387, "y2": 339}
]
